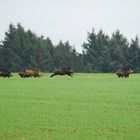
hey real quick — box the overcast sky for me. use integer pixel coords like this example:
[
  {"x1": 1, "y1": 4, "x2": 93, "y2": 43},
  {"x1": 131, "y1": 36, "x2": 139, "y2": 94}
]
[{"x1": 0, "y1": 0, "x2": 140, "y2": 52}]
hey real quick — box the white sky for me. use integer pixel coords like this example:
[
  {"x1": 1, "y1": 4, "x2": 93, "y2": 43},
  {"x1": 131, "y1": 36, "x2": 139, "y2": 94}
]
[{"x1": 0, "y1": 0, "x2": 140, "y2": 53}]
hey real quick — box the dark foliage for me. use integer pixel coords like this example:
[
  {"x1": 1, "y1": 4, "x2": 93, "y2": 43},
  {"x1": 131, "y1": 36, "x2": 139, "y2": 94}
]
[{"x1": 0, "y1": 24, "x2": 140, "y2": 72}]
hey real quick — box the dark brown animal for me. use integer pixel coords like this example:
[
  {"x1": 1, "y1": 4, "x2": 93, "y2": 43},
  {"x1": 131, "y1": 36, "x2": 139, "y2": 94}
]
[
  {"x1": 115, "y1": 68, "x2": 134, "y2": 78},
  {"x1": 0, "y1": 70, "x2": 12, "y2": 78},
  {"x1": 18, "y1": 69, "x2": 42, "y2": 78},
  {"x1": 50, "y1": 67, "x2": 73, "y2": 77},
  {"x1": 18, "y1": 71, "x2": 28, "y2": 78}
]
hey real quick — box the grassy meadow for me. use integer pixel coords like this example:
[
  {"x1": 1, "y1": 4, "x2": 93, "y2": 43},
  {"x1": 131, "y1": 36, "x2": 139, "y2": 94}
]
[{"x1": 0, "y1": 73, "x2": 140, "y2": 140}]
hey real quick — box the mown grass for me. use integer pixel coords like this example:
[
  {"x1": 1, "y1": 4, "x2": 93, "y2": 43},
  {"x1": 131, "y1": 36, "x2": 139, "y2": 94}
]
[{"x1": 0, "y1": 73, "x2": 140, "y2": 140}]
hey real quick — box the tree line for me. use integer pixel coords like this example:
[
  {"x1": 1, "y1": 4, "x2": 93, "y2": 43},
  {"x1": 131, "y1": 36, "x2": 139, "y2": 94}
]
[{"x1": 0, "y1": 23, "x2": 140, "y2": 72}]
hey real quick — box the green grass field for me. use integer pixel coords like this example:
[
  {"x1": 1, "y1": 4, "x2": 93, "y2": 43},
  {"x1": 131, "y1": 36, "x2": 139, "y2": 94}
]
[{"x1": 0, "y1": 73, "x2": 140, "y2": 140}]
